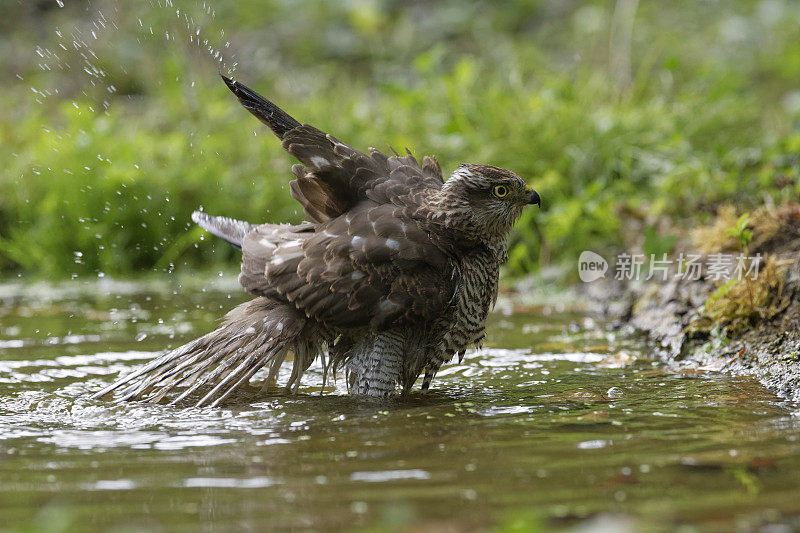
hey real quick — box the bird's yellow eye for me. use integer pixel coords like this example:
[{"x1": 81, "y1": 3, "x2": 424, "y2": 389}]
[{"x1": 492, "y1": 185, "x2": 509, "y2": 198}]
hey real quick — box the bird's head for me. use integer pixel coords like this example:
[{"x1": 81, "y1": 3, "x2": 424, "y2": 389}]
[{"x1": 434, "y1": 164, "x2": 540, "y2": 240}]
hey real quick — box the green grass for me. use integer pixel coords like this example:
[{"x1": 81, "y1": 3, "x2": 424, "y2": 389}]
[{"x1": 1, "y1": 0, "x2": 799, "y2": 279}]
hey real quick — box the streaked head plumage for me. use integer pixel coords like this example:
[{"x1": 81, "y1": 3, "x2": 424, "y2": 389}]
[{"x1": 436, "y1": 163, "x2": 540, "y2": 239}]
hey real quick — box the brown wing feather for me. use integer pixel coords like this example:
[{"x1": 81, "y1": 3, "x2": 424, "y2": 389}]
[
  {"x1": 224, "y1": 78, "x2": 457, "y2": 329},
  {"x1": 257, "y1": 204, "x2": 455, "y2": 331},
  {"x1": 282, "y1": 125, "x2": 443, "y2": 223},
  {"x1": 238, "y1": 222, "x2": 315, "y2": 298},
  {"x1": 223, "y1": 78, "x2": 444, "y2": 222},
  {"x1": 422, "y1": 155, "x2": 443, "y2": 181}
]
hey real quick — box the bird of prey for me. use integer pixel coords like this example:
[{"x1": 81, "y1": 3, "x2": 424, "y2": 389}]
[{"x1": 92, "y1": 75, "x2": 540, "y2": 406}]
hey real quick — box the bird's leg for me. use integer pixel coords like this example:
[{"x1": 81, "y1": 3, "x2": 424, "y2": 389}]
[
  {"x1": 346, "y1": 331, "x2": 404, "y2": 398},
  {"x1": 421, "y1": 367, "x2": 436, "y2": 392}
]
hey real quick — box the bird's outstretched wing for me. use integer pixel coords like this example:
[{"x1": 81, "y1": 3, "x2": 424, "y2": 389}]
[
  {"x1": 238, "y1": 203, "x2": 458, "y2": 331},
  {"x1": 222, "y1": 76, "x2": 444, "y2": 222},
  {"x1": 222, "y1": 76, "x2": 459, "y2": 330}
]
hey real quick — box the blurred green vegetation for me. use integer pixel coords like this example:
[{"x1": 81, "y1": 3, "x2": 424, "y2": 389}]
[{"x1": 1, "y1": 0, "x2": 799, "y2": 279}]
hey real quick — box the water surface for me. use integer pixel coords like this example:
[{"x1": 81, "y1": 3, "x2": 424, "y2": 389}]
[{"x1": 1, "y1": 278, "x2": 799, "y2": 531}]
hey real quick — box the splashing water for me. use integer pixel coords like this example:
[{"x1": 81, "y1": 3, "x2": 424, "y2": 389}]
[{"x1": 28, "y1": 0, "x2": 237, "y2": 109}]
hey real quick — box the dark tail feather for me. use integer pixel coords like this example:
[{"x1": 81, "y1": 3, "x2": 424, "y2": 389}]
[
  {"x1": 192, "y1": 211, "x2": 253, "y2": 250},
  {"x1": 221, "y1": 75, "x2": 301, "y2": 139},
  {"x1": 92, "y1": 298, "x2": 322, "y2": 407}
]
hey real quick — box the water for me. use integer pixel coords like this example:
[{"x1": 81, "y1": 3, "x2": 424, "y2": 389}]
[{"x1": 1, "y1": 278, "x2": 799, "y2": 531}]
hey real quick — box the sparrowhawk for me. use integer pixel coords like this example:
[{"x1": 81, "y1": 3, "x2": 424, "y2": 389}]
[{"x1": 93, "y1": 75, "x2": 541, "y2": 406}]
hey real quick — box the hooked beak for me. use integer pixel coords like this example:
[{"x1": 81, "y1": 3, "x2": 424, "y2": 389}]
[{"x1": 526, "y1": 188, "x2": 541, "y2": 207}]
